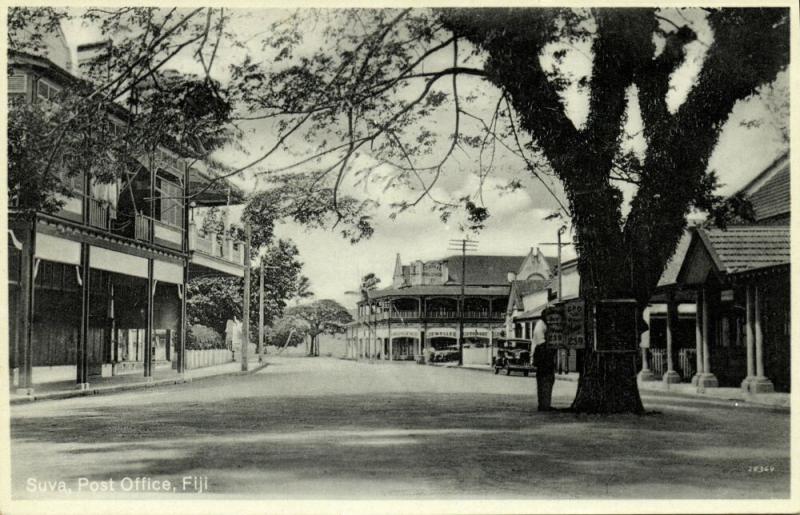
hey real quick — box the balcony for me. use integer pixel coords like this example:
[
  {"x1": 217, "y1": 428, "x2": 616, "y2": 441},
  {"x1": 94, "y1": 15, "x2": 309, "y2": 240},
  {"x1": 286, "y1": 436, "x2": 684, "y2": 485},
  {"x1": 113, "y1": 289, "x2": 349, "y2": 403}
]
[
  {"x1": 187, "y1": 221, "x2": 246, "y2": 277},
  {"x1": 134, "y1": 213, "x2": 184, "y2": 251},
  {"x1": 88, "y1": 197, "x2": 117, "y2": 230}
]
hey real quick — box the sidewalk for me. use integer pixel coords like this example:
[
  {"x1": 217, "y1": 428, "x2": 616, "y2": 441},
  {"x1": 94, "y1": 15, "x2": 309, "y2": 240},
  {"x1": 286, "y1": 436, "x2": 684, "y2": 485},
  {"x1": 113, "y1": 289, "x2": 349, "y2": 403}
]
[
  {"x1": 9, "y1": 360, "x2": 269, "y2": 405},
  {"x1": 453, "y1": 364, "x2": 789, "y2": 410},
  {"x1": 553, "y1": 371, "x2": 789, "y2": 410}
]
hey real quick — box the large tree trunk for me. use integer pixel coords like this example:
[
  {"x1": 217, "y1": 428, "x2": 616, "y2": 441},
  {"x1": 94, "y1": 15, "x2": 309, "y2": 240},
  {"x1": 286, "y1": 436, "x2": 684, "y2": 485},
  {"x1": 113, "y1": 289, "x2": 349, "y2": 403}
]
[
  {"x1": 567, "y1": 167, "x2": 646, "y2": 414},
  {"x1": 571, "y1": 316, "x2": 645, "y2": 414}
]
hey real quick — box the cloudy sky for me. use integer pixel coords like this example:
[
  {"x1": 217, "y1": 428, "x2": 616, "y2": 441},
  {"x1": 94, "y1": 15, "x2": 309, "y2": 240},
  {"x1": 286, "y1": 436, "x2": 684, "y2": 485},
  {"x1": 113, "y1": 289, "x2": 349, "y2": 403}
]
[{"x1": 61, "y1": 8, "x2": 789, "y2": 306}]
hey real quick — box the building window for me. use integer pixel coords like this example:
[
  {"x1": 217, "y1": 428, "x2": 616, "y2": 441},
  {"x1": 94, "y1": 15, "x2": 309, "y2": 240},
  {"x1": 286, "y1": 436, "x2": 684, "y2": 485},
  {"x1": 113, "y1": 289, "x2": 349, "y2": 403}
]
[
  {"x1": 36, "y1": 78, "x2": 61, "y2": 103},
  {"x1": 157, "y1": 177, "x2": 183, "y2": 228},
  {"x1": 59, "y1": 154, "x2": 85, "y2": 194}
]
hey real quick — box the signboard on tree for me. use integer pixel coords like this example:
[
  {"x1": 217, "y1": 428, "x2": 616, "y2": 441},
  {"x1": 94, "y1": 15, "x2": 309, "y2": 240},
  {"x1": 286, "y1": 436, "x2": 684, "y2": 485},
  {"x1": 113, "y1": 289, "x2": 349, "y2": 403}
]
[
  {"x1": 593, "y1": 299, "x2": 639, "y2": 353},
  {"x1": 564, "y1": 298, "x2": 586, "y2": 349},
  {"x1": 543, "y1": 306, "x2": 565, "y2": 348}
]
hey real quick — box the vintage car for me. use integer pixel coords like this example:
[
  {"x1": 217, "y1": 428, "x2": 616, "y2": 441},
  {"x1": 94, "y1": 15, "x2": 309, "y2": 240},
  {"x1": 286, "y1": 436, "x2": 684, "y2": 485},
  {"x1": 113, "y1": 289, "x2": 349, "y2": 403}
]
[
  {"x1": 429, "y1": 346, "x2": 461, "y2": 363},
  {"x1": 492, "y1": 338, "x2": 535, "y2": 376}
]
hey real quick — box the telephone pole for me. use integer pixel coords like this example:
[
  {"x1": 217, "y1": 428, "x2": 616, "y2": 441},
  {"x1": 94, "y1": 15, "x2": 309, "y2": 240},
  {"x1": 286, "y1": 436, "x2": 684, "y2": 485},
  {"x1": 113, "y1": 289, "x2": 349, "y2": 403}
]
[
  {"x1": 539, "y1": 226, "x2": 572, "y2": 301},
  {"x1": 448, "y1": 238, "x2": 478, "y2": 366},
  {"x1": 241, "y1": 224, "x2": 251, "y2": 372},
  {"x1": 258, "y1": 257, "x2": 264, "y2": 361}
]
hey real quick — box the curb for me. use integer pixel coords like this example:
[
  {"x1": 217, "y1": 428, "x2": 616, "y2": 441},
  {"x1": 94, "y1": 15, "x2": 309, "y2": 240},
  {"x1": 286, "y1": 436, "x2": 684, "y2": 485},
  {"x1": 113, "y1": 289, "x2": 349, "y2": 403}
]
[{"x1": 9, "y1": 362, "x2": 270, "y2": 405}]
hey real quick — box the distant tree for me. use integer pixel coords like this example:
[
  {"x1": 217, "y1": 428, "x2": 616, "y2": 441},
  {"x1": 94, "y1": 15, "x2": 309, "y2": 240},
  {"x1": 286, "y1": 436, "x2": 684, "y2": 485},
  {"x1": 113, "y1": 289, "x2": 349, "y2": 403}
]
[
  {"x1": 187, "y1": 238, "x2": 311, "y2": 336},
  {"x1": 268, "y1": 315, "x2": 310, "y2": 349},
  {"x1": 285, "y1": 299, "x2": 353, "y2": 356}
]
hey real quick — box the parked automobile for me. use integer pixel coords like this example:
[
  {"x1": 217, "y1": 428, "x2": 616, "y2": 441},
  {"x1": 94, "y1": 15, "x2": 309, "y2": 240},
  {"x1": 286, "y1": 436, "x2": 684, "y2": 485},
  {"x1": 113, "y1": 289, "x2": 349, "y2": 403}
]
[
  {"x1": 492, "y1": 338, "x2": 535, "y2": 376},
  {"x1": 429, "y1": 346, "x2": 461, "y2": 363}
]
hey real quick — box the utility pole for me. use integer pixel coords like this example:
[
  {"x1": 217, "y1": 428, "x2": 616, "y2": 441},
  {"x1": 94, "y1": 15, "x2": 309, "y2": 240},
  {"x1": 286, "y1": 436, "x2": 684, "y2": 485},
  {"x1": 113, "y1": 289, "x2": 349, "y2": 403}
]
[
  {"x1": 241, "y1": 224, "x2": 251, "y2": 372},
  {"x1": 539, "y1": 225, "x2": 573, "y2": 373},
  {"x1": 539, "y1": 226, "x2": 572, "y2": 301},
  {"x1": 448, "y1": 238, "x2": 478, "y2": 366},
  {"x1": 258, "y1": 256, "x2": 264, "y2": 361}
]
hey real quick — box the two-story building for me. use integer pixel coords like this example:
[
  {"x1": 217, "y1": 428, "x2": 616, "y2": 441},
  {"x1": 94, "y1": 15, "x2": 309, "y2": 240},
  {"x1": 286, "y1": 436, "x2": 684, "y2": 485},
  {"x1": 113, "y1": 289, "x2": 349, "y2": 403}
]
[
  {"x1": 348, "y1": 249, "x2": 559, "y2": 365},
  {"x1": 8, "y1": 47, "x2": 246, "y2": 393}
]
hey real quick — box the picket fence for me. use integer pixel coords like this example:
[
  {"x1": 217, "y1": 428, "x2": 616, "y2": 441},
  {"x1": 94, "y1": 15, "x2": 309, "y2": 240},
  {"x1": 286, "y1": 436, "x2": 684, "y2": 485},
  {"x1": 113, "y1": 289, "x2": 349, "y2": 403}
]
[{"x1": 185, "y1": 349, "x2": 234, "y2": 370}]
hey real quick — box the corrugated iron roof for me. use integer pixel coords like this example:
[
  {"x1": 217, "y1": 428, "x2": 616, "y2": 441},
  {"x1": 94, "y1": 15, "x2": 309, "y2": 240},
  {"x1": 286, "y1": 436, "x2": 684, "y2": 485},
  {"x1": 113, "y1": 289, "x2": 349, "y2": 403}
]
[
  {"x1": 443, "y1": 254, "x2": 526, "y2": 286},
  {"x1": 368, "y1": 284, "x2": 511, "y2": 299}
]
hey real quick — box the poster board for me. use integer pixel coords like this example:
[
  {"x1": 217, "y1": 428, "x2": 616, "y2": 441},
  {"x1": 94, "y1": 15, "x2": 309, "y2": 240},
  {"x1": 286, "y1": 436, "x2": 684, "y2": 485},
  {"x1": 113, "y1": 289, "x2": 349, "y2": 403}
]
[
  {"x1": 593, "y1": 299, "x2": 639, "y2": 353},
  {"x1": 564, "y1": 298, "x2": 586, "y2": 349}
]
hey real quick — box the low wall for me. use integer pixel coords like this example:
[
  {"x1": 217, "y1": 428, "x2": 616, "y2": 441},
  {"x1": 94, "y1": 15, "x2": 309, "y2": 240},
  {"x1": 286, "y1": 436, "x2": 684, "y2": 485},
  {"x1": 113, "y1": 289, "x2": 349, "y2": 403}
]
[
  {"x1": 463, "y1": 346, "x2": 492, "y2": 366},
  {"x1": 186, "y1": 349, "x2": 233, "y2": 370}
]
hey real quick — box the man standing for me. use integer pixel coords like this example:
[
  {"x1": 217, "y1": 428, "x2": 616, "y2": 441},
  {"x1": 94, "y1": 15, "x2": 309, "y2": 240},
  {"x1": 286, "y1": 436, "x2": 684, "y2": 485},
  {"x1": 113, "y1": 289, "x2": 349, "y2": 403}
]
[{"x1": 532, "y1": 318, "x2": 557, "y2": 411}]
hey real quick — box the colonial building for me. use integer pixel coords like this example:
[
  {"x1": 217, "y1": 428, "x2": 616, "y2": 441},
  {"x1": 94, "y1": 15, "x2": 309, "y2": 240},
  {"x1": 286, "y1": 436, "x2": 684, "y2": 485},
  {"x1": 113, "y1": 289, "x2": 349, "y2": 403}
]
[
  {"x1": 347, "y1": 251, "x2": 551, "y2": 364},
  {"x1": 646, "y1": 152, "x2": 790, "y2": 392},
  {"x1": 8, "y1": 46, "x2": 244, "y2": 392}
]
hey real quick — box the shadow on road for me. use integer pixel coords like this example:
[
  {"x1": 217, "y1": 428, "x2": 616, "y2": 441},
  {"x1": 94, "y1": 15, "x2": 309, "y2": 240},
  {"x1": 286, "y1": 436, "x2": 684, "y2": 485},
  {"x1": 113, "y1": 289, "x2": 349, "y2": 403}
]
[{"x1": 11, "y1": 375, "x2": 790, "y2": 499}]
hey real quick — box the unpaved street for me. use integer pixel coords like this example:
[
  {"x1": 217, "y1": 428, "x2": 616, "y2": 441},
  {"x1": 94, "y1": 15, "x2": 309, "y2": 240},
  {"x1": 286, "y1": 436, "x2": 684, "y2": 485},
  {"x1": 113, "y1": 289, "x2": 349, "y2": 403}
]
[{"x1": 11, "y1": 356, "x2": 789, "y2": 499}]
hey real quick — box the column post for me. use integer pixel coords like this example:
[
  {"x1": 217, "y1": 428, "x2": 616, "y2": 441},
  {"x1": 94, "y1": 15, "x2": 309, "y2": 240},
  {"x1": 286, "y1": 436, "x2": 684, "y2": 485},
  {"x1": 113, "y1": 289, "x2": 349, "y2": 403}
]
[
  {"x1": 638, "y1": 306, "x2": 655, "y2": 381},
  {"x1": 178, "y1": 259, "x2": 188, "y2": 374},
  {"x1": 144, "y1": 258, "x2": 154, "y2": 380},
  {"x1": 16, "y1": 220, "x2": 36, "y2": 394},
  {"x1": 692, "y1": 289, "x2": 703, "y2": 385},
  {"x1": 698, "y1": 286, "x2": 718, "y2": 388},
  {"x1": 663, "y1": 296, "x2": 681, "y2": 383},
  {"x1": 77, "y1": 242, "x2": 91, "y2": 389},
  {"x1": 751, "y1": 284, "x2": 775, "y2": 393},
  {"x1": 741, "y1": 284, "x2": 756, "y2": 391},
  {"x1": 388, "y1": 302, "x2": 393, "y2": 362}
]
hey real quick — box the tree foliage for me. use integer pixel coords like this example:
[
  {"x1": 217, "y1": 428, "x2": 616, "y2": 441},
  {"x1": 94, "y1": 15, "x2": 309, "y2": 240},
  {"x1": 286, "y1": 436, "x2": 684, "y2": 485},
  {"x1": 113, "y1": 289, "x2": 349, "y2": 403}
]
[
  {"x1": 8, "y1": 7, "x2": 237, "y2": 212},
  {"x1": 284, "y1": 299, "x2": 353, "y2": 356},
  {"x1": 187, "y1": 238, "x2": 312, "y2": 335},
  {"x1": 225, "y1": 7, "x2": 788, "y2": 412}
]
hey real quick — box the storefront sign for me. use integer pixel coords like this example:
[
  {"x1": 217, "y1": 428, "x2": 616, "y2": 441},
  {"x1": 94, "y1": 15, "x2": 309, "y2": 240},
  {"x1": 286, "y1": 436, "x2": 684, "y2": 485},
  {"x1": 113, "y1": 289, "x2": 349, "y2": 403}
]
[
  {"x1": 391, "y1": 328, "x2": 420, "y2": 339},
  {"x1": 427, "y1": 328, "x2": 457, "y2": 338},
  {"x1": 463, "y1": 327, "x2": 490, "y2": 338},
  {"x1": 593, "y1": 299, "x2": 639, "y2": 353}
]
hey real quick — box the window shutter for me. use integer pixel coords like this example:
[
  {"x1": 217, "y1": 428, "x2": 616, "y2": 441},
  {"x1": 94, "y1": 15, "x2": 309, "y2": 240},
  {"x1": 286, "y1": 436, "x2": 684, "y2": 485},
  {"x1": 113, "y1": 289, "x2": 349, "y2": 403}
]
[
  {"x1": 8, "y1": 73, "x2": 27, "y2": 93},
  {"x1": 10, "y1": 74, "x2": 27, "y2": 93}
]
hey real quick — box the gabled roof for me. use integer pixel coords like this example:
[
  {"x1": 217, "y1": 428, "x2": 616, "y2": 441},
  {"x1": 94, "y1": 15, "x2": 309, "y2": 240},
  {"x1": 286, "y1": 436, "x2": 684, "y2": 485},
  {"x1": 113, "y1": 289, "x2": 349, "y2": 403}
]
[
  {"x1": 507, "y1": 278, "x2": 547, "y2": 312},
  {"x1": 443, "y1": 254, "x2": 526, "y2": 286},
  {"x1": 748, "y1": 159, "x2": 790, "y2": 222},
  {"x1": 699, "y1": 226, "x2": 790, "y2": 274},
  {"x1": 676, "y1": 225, "x2": 789, "y2": 285},
  {"x1": 736, "y1": 152, "x2": 789, "y2": 223},
  {"x1": 657, "y1": 233, "x2": 692, "y2": 288}
]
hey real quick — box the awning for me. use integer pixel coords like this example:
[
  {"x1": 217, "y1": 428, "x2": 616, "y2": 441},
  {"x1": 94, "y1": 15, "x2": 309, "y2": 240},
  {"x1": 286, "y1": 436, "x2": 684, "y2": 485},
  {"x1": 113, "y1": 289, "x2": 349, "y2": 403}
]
[
  {"x1": 154, "y1": 260, "x2": 184, "y2": 284},
  {"x1": 35, "y1": 233, "x2": 80, "y2": 265},
  {"x1": 90, "y1": 246, "x2": 148, "y2": 278}
]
